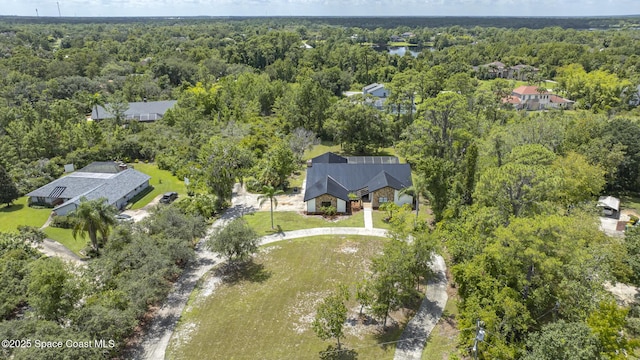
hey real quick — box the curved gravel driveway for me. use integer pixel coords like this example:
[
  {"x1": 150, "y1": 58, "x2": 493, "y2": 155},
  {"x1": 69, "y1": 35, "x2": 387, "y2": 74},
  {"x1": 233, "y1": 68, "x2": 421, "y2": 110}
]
[{"x1": 132, "y1": 184, "x2": 447, "y2": 360}]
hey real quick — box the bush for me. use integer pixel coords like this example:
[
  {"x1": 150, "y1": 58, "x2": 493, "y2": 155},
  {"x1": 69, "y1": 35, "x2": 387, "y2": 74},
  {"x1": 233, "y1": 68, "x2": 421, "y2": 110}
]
[
  {"x1": 320, "y1": 205, "x2": 337, "y2": 218},
  {"x1": 50, "y1": 215, "x2": 76, "y2": 229}
]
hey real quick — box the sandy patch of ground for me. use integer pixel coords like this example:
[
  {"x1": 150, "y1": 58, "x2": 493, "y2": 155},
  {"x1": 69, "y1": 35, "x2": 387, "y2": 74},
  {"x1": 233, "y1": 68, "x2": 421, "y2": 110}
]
[
  {"x1": 288, "y1": 291, "x2": 330, "y2": 334},
  {"x1": 605, "y1": 281, "x2": 639, "y2": 306},
  {"x1": 122, "y1": 194, "x2": 163, "y2": 222}
]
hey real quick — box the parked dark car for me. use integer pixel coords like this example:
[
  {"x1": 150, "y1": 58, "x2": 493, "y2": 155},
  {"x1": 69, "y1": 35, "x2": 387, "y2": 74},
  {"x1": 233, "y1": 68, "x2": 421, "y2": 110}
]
[{"x1": 160, "y1": 192, "x2": 178, "y2": 204}]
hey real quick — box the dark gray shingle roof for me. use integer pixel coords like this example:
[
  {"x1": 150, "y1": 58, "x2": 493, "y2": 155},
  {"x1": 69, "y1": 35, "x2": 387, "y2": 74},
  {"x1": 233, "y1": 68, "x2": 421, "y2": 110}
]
[
  {"x1": 311, "y1": 152, "x2": 347, "y2": 164},
  {"x1": 303, "y1": 161, "x2": 412, "y2": 201}
]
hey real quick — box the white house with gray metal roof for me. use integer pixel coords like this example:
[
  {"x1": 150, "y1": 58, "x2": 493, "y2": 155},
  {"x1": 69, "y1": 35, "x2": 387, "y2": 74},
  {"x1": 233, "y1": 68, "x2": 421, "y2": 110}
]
[
  {"x1": 26, "y1": 162, "x2": 150, "y2": 216},
  {"x1": 304, "y1": 152, "x2": 413, "y2": 214}
]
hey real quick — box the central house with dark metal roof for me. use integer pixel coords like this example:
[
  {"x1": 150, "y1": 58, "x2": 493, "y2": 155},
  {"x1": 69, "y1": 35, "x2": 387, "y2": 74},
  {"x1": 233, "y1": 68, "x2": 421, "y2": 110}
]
[{"x1": 304, "y1": 153, "x2": 413, "y2": 214}]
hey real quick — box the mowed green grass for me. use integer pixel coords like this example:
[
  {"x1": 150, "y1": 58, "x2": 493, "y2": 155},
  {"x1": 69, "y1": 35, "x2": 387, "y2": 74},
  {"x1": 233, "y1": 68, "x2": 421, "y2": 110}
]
[
  {"x1": 127, "y1": 163, "x2": 187, "y2": 210},
  {"x1": 43, "y1": 227, "x2": 88, "y2": 256},
  {"x1": 168, "y1": 235, "x2": 403, "y2": 360},
  {"x1": 243, "y1": 211, "x2": 365, "y2": 235},
  {"x1": 0, "y1": 197, "x2": 51, "y2": 232}
]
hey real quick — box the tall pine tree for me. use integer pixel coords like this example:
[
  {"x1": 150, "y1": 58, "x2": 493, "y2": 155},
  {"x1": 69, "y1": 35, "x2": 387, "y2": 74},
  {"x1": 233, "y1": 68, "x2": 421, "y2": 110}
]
[{"x1": 0, "y1": 165, "x2": 19, "y2": 207}]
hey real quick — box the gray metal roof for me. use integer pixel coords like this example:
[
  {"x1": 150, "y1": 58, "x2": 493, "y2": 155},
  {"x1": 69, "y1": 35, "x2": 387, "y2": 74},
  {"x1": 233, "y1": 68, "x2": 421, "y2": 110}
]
[
  {"x1": 363, "y1": 83, "x2": 385, "y2": 94},
  {"x1": 598, "y1": 196, "x2": 620, "y2": 211},
  {"x1": 27, "y1": 168, "x2": 150, "y2": 210},
  {"x1": 91, "y1": 100, "x2": 177, "y2": 121},
  {"x1": 303, "y1": 161, "x2": 412, "y2": 201}
]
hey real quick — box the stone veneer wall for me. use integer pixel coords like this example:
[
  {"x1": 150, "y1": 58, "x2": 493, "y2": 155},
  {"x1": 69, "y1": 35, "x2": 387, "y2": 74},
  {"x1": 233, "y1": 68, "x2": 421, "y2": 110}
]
[
  {"x1": 372, "y1": 187, "x2": 396, "y2": 208},
  {"x1": 314, "y1": 194, "x2": 339, "y2": 212}
]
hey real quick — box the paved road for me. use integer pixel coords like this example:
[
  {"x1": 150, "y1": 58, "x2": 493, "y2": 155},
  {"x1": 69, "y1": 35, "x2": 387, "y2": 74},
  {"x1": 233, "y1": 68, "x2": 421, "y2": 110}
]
[
  {"x1": 394, "y1": 254, "x2": 448, "y2": 360},
  {"x1": 37, "y1": 238, "x2": 85, "y2": 264},
  {"x1": 131, "y1": 184, "x2": 255, "y2": 360}
]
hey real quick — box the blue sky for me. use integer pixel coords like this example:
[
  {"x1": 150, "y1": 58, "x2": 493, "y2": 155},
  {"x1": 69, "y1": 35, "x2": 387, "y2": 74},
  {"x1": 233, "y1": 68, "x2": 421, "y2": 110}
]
[{"x1": 3, "y1": 0, "x2": 640, "y2": 17}]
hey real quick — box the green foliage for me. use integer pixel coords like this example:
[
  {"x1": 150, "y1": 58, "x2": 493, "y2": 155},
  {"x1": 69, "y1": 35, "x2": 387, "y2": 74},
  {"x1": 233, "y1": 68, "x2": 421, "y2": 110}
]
[
  {"x1": 623, "y1": 227, "x2": 640, "y2": 286},
  {"x1": 320, "y1": 205, "x2": 337, "y2": 217},
  {"x1": 50, "y1": 215, "x2": 77, "y2": 229},
  {"x1": 27, "y1": 257, "x2": 80, "y2": 322},
  {"x1": 587, "y1": 300, "x2": 635, "y2": 359},
  {"x1": 0, "y1": 165, "x2": 19, "y2": 206},
  {"x1": 324, "y1": 96, "x2": 391, "y2": 154},
  {"x1": 174, "y1": 193, "x2": 220, "y2": 219},
  {"x1": 257, "y1": 185, "x2": 285, "y2": 229},
  {"x1": 312, "y1": 286, "x2": 350, "y2": 349},
  {"x1": 258, "y1": 140, "x2": 297, "y2": 188},
  {"x1": 207, "y1": 218, "x2": 260, "y2": 263},
  {"x1": 522, "y1": 320, "x2": 600, "y2": 360},
  {"x1": 70, "y1": 197, "x2": 117, "y2": 252}
]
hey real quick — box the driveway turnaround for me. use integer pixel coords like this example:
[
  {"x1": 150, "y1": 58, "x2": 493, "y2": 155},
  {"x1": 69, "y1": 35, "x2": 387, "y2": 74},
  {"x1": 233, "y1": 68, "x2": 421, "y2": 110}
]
[{"x1": 130, "y1": 183, "x2": 447, "y2": 360}]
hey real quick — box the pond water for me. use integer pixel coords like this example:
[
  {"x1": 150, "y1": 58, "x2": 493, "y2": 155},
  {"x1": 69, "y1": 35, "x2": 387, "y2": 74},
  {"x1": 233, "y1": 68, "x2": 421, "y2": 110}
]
[{"x1": 388, "y1": 46, "x2": 422, "y2": 57}]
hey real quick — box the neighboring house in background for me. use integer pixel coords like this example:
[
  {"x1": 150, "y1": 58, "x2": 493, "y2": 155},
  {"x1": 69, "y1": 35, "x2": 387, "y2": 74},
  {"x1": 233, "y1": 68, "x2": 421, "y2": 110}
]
[
  {"x1": 598, "y1": 195, "x2": 621, "y2": 219},
  {"x1": 304, "y1": 152, "x2": 413, "y2": 214},
  {"x1": 503, "y1": 86, "x2": 574, "y2": 111},
  {"x1": 91, "y1": 100, "x2": 177, "y2": 122},
  {"x1": 363, "y1": 83, "x2": 388, "y2": 98},
  {"x1": 473, "y1": 61, "x2": 539, "y2": 81},
  {"x1": 362, "y1": 83, "x2": 390, "y2": 111},
  {"x1": 26, "y1": 161, "x2": 150, "y2": 216}
]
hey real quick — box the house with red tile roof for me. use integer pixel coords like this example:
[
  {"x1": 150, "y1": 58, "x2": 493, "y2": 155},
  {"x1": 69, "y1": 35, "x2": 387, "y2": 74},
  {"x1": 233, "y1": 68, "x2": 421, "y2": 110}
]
[{"x1": 503, "y1": 85, "x2": 574, "y2": 111}]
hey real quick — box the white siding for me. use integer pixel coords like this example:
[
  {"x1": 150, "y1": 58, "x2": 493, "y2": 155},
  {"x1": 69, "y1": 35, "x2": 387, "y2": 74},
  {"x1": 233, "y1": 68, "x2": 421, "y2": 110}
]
[
  {"x1": 53, "y1": 203, "x2": 77, "y2": 216},
  {"x1": 307, "y1": 199, "x2": 316, "y2": 213},
  {"x1": 394, "y1": 190, "x2": 413, "y2": 207},
  {"x1": 337, "y1": 199, "x2": 346, "y2": 213}
]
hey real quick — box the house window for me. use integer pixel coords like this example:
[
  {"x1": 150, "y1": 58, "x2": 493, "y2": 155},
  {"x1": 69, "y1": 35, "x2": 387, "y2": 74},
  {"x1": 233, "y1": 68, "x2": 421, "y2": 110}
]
[
  {"x1": 321, "y1": 201, "x2": 332, "y2": 208},
  {"x1": 379, "y1": 197, "x2": 388, "y2": 203}
]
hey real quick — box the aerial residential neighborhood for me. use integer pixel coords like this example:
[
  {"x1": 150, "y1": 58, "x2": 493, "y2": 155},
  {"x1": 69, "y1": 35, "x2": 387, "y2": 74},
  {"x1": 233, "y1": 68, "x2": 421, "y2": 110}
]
[{"x1": 0, "y1": 14, "x2": 640, "y2": 360}]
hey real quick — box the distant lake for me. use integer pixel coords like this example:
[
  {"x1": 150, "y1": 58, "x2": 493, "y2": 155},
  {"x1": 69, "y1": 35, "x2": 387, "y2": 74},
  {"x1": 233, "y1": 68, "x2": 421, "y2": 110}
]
[{"x1": 386, "y1": 46, "x2": 430, "y2": 57}]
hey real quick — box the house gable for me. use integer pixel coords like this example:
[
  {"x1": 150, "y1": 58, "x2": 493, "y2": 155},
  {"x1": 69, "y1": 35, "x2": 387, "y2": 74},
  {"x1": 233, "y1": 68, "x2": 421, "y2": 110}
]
[{"x1": 303, "y1": 153, "x2": 412, "y2": 212}]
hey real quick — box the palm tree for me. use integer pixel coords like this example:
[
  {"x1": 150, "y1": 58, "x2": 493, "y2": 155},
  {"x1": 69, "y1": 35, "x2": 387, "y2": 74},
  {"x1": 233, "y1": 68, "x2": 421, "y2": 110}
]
[
  {"x1": 399, "y1": 177, "x2": 428, "y2": 227},
  {"x1": 71, "y1": 197, "x2": 116, "y2": 252},
  {"x1": 257, "y1": 185, "x2": 284, "y2": 230},
  {"x1": 88, "y1": 92, "x2": 104, "y2": 120}
]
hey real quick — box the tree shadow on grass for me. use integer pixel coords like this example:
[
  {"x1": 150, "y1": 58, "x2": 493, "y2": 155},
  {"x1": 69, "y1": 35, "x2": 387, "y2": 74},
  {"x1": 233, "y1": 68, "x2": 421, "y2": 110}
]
[
  {"x1": 215, "y1": 260, "x2": 271, "y2": 285},
  {"x1": 319, "y1": 344, "x2": 358, "y2": 360},
  {"x1": 373, "y1": 321, "x2": 403, "y2": 351},
  {"x1": 1, "y1": 203, "x2": 24, "y2": 213}
]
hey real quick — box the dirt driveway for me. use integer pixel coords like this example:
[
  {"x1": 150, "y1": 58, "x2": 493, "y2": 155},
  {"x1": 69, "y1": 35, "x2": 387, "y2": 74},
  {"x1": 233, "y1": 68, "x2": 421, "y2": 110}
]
[{"x1": 122, "y1": 195, "x2": 163, "y2": 222}]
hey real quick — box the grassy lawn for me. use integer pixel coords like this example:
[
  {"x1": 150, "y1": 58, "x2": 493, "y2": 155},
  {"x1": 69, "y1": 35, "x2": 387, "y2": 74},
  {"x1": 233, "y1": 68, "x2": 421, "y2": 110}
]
[
  {"x1": 243, "y1": 211, "x2": 365, "y2": 235},
  {"x1": 284, "y1": 167, "x2": 305, "y2": 195},
  {"x1": 388, "y1": 42, "x2": 419, "y2": 47},
  {"x1": 43, "y1": 227, "x2": 88, "y2": 256},
  {"x1": 127, "y1": 163, "x2": 187, "y2": 210},
  {"x1": 168, "y1": 235, "x2": 405, "y2": 360},
  {"x1": 620, "y1": 193, "x2": 640, "y2": 213},
  {"x1": 303, "y1": 141, "x2": 342, "y2": 160},
  {"x1": 0, "y1": 197, "x2": 51, "y2": 233},
  {"x1": 477, "y1": 79, "x2": 529, "y2": 92},
  {"x1": 304, "y1": 142, "x2": 405, "y2": 162}
]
